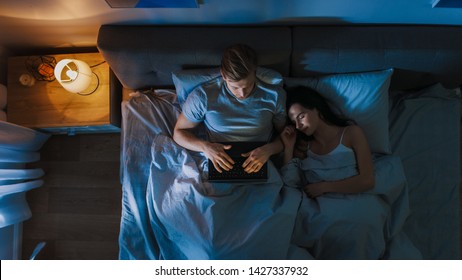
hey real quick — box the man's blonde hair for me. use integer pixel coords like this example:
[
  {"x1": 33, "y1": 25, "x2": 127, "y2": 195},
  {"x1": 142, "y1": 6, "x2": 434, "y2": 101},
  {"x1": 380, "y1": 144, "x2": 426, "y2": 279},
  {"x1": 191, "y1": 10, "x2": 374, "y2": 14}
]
[{"x1": 221, "y1": 44, "x2": 258, "y2": 81}]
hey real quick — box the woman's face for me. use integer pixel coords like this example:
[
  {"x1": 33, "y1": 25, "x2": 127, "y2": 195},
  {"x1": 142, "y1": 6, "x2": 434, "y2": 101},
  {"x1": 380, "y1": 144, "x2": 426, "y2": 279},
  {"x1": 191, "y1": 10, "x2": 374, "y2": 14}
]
[
  {"x1": 222, "y1": 72, "x2": 256, "y2": 100},
  {"x1": 288, "y1": 103, "x2": 319, "y2": 136}
]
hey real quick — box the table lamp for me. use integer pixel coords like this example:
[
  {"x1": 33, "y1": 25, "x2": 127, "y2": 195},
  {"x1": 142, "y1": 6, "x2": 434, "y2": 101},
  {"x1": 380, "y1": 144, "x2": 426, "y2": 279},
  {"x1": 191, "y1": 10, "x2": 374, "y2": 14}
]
[{"x1": 54, "y1": 59, "x2": 98, "y2": 95}]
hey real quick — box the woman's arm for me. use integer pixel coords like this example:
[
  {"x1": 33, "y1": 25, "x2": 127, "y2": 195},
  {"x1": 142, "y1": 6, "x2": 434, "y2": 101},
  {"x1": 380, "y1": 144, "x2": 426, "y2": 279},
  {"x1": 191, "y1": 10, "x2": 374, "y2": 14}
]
[
  {"x1": 304, "y1": 125, "x2": 375, "y2": 198},
  {"x1": 280, "y1": 125, "x2": 297, "y2": 165}
]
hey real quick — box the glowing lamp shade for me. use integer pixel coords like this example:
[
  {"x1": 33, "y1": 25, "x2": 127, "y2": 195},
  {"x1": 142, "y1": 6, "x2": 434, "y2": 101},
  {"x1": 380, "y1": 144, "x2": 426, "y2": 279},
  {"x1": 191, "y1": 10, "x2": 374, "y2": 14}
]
[{"x1": 54, "y1": 59, "x2": 93, "y2": 94}]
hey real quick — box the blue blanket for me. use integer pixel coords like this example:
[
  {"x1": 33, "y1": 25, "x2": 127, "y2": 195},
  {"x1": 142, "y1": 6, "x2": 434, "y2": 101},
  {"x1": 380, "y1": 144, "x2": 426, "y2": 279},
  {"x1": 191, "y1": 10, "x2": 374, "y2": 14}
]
[
  {"x1": 146, "y1": 134, "x2": 308, "y2": 259},
  {"x1": 144, "y1": 136, "x2": 420, "y2": 259}
]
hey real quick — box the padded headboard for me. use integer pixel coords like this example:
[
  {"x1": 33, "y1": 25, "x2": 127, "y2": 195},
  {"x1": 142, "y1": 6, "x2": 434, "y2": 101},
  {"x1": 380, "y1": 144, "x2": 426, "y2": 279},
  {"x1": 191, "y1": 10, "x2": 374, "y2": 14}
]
[
  {"x1": 97, "y1": 24, "x2": 462, "y2": 91},
  {"x1": 291, "y1": 25, "x2": 462, "y2": 90},
  {"x1": 97, "y1": 25, "x2": 291, "y2": 90}
]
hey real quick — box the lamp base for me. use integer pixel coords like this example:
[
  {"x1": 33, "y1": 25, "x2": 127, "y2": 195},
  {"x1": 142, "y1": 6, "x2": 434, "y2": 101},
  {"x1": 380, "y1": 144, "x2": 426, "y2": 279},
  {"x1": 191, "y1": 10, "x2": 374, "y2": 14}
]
[{"x1": 76, "y1": 72, "x2": 100, "y2": 96}]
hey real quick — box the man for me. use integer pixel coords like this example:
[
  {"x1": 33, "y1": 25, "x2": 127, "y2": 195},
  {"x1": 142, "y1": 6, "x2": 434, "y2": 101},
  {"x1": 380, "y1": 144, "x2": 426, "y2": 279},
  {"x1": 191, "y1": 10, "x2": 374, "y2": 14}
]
[{"x1": 173, "y1": 44, "x2": 286, "y2": 174}]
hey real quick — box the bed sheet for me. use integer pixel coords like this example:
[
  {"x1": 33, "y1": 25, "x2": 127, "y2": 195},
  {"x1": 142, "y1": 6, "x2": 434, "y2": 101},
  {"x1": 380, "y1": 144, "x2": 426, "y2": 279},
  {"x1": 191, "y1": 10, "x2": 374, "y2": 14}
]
[
  {"x1": 119, "y1": 90, "x2": 181, "y2": 259},
  {"x1": 283, "y1": 154, "x2": 421, "y2": 259},
  {"x1": 389, "y1": 84, "x2": 461, "y2": 259},
  {"x1": 145, "y1": 134, "x2": 306, "y2": 259},
  {"x1": 119, "y1": 89, "x2": 421, "y2": 259}
]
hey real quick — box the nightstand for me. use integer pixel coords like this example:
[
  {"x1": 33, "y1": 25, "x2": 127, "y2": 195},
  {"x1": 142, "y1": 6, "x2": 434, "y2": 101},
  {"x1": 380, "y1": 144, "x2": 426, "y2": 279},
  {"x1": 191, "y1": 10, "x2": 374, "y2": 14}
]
[{"x1": 7, "y1": 52, "x2": 122, "y2": 135}]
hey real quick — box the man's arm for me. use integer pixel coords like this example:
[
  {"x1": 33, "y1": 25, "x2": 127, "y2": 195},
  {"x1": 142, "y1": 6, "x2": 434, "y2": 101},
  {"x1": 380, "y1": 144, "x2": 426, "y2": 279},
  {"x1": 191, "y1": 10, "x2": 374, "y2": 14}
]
[
  {"x1": 173, "y1": 113, "x2": 206, "y2": 152},
  {"x1": 173, "y1": 113, "x2": 234, "y2": 173},
  {"x1": 241, "y1": 119, "x2": 285, "y2": 173},
  {"x1": 266, "y1": 120, "x2": 285, "y2": 156}
]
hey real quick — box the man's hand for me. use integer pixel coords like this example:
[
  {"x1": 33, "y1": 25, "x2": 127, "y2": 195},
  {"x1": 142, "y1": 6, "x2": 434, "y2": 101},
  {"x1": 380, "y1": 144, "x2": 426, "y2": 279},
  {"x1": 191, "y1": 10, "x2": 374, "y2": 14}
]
[
  {"x1": 241, "y1": 145, "x2": 271, "y2": 173},
  {"x1": 203, "y1": 143, "x2": 234, "y2": 173}
]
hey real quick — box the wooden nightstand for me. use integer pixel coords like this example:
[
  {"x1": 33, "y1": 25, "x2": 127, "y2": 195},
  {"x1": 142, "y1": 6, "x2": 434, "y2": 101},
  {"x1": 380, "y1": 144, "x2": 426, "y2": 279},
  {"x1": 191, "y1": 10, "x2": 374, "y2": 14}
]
[{"x1": 7, "y1": 52, "x2": 122, "y2": 135}]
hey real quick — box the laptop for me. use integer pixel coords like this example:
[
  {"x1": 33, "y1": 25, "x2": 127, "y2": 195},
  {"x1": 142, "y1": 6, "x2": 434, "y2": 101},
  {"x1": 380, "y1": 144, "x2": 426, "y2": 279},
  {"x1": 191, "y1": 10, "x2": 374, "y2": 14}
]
[{"x1": 208, "y1": 142, "x2": 268, "y2": 182}]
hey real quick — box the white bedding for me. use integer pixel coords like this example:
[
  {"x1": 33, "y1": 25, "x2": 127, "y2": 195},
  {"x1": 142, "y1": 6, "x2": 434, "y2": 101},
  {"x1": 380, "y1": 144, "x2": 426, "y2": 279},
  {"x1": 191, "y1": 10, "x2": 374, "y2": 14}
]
[
  {"x1": 116, "y1": 88, "x2": 457, "y2": 260},
  {"x1": 389, "y1": 84, "x2": 461, "y2": 259}
]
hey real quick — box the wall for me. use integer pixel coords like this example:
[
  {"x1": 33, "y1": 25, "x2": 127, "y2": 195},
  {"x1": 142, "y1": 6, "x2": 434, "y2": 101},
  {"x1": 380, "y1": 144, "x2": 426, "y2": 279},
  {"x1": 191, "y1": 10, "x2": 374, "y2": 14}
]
[{"x1": 0, "y1": 46, "x2": 10, "y2": 84}]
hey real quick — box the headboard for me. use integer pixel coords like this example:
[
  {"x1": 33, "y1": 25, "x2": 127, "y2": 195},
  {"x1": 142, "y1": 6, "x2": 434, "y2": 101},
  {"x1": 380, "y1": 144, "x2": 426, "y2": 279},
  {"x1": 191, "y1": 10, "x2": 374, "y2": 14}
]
[
  {"x1": 97, "y1": 24, "x2": 462, "y2": 91},
  {"x1": 97, "y1": 25, "x2": 291, "y2": 90},
  {"x1": 291, "y1": 25, "x2": 462, "y2": 90}
]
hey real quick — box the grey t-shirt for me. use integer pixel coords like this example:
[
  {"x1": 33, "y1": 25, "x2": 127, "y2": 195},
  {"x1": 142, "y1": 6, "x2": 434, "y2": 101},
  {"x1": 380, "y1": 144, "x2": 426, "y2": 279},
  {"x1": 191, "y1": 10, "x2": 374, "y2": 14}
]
[{"x1": 182, "y1": 76, "x2": 286, "y2": 143}]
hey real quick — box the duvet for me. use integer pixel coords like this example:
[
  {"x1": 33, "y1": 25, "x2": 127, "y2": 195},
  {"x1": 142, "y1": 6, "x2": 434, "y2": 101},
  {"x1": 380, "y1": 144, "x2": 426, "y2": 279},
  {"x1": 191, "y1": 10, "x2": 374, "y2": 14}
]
[{"x1": 119, "y1": 90, "x2": 421, "y2": 259}]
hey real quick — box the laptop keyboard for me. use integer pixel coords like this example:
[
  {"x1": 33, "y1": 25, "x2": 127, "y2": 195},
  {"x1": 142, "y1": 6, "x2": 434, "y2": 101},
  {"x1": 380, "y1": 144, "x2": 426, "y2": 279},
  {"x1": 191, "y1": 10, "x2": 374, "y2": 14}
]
[{"x1": 208, "y1": 157, "x2": 267, "y2": 181}]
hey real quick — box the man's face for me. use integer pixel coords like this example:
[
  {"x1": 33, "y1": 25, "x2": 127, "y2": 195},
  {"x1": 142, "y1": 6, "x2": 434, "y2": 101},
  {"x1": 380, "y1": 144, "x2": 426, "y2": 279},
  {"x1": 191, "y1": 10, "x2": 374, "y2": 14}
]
[{"x1": 222, "y1": 72, "x2": 256, "y2": 100}]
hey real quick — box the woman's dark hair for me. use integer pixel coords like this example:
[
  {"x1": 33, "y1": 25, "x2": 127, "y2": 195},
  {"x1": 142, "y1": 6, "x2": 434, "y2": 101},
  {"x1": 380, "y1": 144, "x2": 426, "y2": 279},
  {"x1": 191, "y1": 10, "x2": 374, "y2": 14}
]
[{"x1": 286, "y1": 85, "x2": 353, "y2": 127}]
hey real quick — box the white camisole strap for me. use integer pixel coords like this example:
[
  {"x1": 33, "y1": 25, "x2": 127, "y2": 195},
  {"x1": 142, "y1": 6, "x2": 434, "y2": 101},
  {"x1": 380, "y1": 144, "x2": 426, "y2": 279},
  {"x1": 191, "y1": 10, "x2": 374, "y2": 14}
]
[{"x1": 339, "y1": 126, "x2": 348, "y2": 145}]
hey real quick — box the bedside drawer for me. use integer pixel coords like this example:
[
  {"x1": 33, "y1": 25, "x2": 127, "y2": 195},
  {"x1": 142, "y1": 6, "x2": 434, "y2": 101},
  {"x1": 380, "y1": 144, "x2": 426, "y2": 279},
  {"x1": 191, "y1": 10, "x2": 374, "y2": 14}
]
[{"x1": 39, "y1": 124, "x2": 121, "y2": 136}]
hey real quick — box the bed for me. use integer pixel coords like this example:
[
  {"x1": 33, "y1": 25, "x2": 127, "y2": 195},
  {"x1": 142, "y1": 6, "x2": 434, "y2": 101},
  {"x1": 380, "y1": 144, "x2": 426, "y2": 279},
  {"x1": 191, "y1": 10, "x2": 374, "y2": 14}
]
[{"x1": 97, "y1": 25, "x2": 461, "y2": 260}]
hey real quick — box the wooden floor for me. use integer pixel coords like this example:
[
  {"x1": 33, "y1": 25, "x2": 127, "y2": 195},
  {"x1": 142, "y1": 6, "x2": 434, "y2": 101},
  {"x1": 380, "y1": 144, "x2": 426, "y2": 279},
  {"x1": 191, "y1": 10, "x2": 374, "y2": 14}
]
[
  {"x1": 22, "y1": 133, "x2": 122, "y2": 260},
  {"x1": 21, "y1": 132, "x2": 462, "y2": 260}
]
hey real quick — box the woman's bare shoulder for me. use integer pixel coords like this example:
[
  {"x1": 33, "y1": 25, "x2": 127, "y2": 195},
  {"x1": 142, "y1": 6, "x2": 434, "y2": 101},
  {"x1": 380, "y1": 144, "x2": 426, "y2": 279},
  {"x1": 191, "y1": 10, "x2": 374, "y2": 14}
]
[
  {"x1": 346, "y1": 124, "x2": 363, "y2": 134},
  {"x1": 344, "y1": 125, "x2": 367, "y2": 145}
]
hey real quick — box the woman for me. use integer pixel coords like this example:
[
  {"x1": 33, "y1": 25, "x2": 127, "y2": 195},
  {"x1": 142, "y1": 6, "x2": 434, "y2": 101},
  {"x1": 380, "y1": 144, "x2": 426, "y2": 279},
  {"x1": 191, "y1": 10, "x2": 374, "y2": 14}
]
[
  {"x1": 281, "y1": 85, "x2": 375, "y2": 198},
  {"x1": 281, "y1": 86, "x2": 388, "y2": 259}
]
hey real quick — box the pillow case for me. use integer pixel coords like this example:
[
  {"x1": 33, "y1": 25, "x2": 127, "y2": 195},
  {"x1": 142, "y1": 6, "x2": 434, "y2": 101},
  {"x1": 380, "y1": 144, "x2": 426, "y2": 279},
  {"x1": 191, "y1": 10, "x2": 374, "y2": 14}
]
[
  {"x1": 284, "y1": 69, "x2": 393, "y2": 154},
  {"x1": 172, "y1": 67, "x2": 283, "y2": 105}
]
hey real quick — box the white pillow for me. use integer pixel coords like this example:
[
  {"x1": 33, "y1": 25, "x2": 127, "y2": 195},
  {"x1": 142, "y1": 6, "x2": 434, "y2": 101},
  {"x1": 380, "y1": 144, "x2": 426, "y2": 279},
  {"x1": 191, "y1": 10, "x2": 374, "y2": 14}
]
[
  {"x1": 172, "y1": 67, "x2": 283, "y2": 105},
  {"x1": 284, "y1": 69, "x2": 393, "y2": 154}
]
